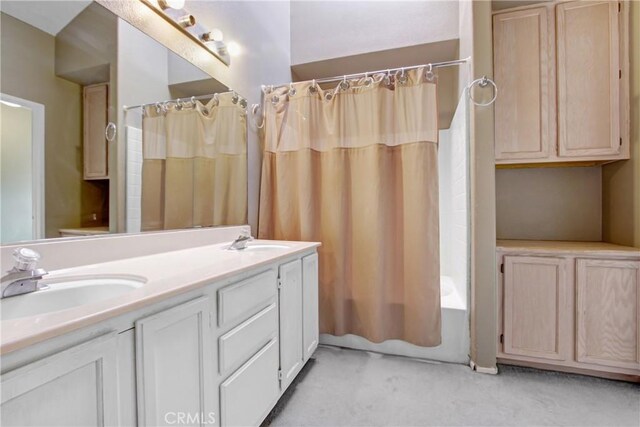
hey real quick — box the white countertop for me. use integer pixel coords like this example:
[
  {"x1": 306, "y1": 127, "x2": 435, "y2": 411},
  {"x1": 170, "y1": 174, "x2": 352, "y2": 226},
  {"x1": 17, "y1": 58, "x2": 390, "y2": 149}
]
[
  {"x1": 497, "y1": 240, "x2": 640, "y2": 257},
  {"x1": 0, "y1": 239, "x2": 320, "y2": 355}
]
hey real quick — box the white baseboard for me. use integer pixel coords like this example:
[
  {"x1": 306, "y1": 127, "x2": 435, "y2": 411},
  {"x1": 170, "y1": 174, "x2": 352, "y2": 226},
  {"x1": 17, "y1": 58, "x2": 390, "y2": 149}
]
[{"x1": 470, "y1": 359, "x2": 498, "y2": 375}]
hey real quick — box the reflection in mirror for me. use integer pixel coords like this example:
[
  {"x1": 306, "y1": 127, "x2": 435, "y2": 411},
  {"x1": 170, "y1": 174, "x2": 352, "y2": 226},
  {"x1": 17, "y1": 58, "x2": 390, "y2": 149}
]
[{"x1": 0, "y1": 1, "x2": 248, "y2": 244}]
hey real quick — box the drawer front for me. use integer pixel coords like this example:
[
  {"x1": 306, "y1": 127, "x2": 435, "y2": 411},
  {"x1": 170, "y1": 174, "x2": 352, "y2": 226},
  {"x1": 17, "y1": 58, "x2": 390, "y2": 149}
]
[
  {"x1": 218, "y1": 270, "x2": 277, "y2": 327},
  {"x1": 220, "y1": 339, "x2": 279, "y2": 427},
  {"x1": 219, "y1": 303, "x2": 278, "y2": 374}
]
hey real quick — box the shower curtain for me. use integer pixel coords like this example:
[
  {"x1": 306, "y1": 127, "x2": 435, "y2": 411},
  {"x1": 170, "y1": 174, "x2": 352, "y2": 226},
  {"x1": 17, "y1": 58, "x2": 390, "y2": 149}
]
[
  {"x1": 141, "y1": 92, "x2": 247, "y2": 230},
  {"x1": 258, "y1": 68, "x2": 441, "y2": 347}
]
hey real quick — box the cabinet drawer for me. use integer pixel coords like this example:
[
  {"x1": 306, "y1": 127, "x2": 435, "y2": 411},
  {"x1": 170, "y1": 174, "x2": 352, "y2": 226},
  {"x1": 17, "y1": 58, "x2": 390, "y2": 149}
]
[
  {"x1": 220, "y1": 339, "x2": 279, "y2": 427},
  {"x1": 218, "y1": 270, "x2": 277, "y2": 327},
  {"x1": 219, "y1": 303, "x2": 278, "y2": 374}
]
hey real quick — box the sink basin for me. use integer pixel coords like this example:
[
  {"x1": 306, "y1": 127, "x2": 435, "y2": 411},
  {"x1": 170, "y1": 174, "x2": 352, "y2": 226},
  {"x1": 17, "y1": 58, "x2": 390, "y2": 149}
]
[
  {"x1": 228, "y1": 244, "x2": 290, "y2": 252},
  {"x1": 0, "y1": 276, "x2": 145, "y2": 321}
]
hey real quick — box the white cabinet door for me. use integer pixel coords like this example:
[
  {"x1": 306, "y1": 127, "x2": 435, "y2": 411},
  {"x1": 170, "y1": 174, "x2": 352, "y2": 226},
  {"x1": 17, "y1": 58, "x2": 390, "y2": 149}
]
[
  {"x1": 136, "y1": 297, "x2": 216, "y2": 427},
  {"x1": 1, "y1": 333, "x2": 119, "y2": 426},
  {"x1": 278, "y1": 259, "x2": 303, "y2": 390},
  {"x1": 302, "y1": 253, "x2": 319, "y2": 361}
]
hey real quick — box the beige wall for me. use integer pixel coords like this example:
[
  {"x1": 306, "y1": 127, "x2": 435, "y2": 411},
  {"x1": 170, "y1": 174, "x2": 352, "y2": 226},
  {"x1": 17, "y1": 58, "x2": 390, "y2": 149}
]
[
  {"x1": 497, "y1": 167, "x2": 603, "y2": 241},
  {"x1": 0, "y1": 13, "x2": 89, "y2": 238},
  {"x1": 468, "y1": 0, "x2": 497, "y2": 371},
  {"x1": 602, "y1": 0, "x2": 640, "y2": 248}
]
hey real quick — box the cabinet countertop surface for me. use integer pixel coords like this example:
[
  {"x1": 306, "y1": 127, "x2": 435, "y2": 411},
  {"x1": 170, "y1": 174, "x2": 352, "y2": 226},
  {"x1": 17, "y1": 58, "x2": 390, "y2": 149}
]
[
  {"x1": 497, "y1": 240, "x2": 640, "y2": 257},
  {"x1": 0, "y1": 239, "x2": 320, "y2": 355}
]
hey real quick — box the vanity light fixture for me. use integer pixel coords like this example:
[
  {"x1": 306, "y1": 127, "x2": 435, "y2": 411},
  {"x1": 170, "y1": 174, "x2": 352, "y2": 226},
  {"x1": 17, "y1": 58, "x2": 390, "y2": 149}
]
[
  {"x1": 176, "y1": 14, "x2": 196, "y2": 28},
  {"x1": 157, "y1": 0, "x2": 185, "y2": 10}
]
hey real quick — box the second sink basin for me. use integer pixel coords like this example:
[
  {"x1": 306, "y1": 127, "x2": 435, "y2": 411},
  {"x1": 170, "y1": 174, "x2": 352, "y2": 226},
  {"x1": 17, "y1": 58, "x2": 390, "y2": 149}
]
[{"x1": 0, "y1": 276, "x2": 145, "y2": 321}]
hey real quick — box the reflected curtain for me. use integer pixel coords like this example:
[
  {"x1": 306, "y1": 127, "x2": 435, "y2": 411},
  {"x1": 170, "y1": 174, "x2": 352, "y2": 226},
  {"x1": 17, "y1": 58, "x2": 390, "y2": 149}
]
[
  {"x1": 141, "y1": 92, "x2": 247, "y2": 231},
  {"x1": 258, "y1": 68, "x2": 441, "y2": 347}
]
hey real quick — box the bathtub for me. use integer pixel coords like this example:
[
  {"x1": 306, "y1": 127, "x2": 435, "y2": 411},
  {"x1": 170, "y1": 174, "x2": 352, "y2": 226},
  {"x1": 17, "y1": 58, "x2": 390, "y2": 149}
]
[{"x1": 319, "y1": 275, "x2": 470, "y2": 364}]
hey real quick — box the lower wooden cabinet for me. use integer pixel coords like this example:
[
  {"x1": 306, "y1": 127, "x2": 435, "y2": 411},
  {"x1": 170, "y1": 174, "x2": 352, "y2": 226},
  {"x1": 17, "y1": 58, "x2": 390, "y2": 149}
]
[
  {"x1": 135, "y1": 297, "x2": 216, "y2": 427},
  {"x1": 502, "y1": 256, "x2": 570, "y2": 361},
  {"x1": 1, "y1": 333, "x2": 119, "y2": 426},
  {"x1": 497, "y1": 241, "x2": 640, "y2": 381},
  {"x1": 576, "y1": 259, "x2": 640, "y2": 370}
]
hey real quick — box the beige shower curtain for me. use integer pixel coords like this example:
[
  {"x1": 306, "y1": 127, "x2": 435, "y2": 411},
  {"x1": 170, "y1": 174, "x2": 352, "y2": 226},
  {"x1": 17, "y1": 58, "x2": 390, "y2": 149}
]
[
  {"x1": 141, "y1": 92, "x2": 247, "y2": 230},
  {"x1": 258, "y1": 68, "x2": 441, "y2": 347}
]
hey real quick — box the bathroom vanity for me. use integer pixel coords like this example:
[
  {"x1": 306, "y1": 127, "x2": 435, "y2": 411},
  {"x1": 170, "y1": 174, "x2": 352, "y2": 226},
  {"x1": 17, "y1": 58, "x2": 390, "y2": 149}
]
[{"x1": 0, "y1": 238, "x2": 319, "y2": 426}]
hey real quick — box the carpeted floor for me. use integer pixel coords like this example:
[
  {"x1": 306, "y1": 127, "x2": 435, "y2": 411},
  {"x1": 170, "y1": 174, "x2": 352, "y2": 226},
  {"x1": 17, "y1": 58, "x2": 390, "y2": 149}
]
[{"x1": 267, "y1": 345, "x2": 640, "y2": 426}]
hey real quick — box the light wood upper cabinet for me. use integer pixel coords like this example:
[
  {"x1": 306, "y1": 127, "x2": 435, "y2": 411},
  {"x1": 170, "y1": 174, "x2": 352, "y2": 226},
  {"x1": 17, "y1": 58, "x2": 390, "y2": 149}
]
[
  {"x1": 556, "y1": 1, "x2": 621, "y2": 159},
  {"x1": 502, "y1": 256, "x2": 570, "y2": 360},
  {"x1": 576, "y1": 259, "x2": 640, "y2": 370},
  {"x1": 83, "y1": 83, "x2": 109, "y2": 179},
  {"x1": 492, "y1": 1, "x2": 629, "y2": 166},
  {"x1": 493, "y1": 7, "x2": 553, "y2": 161}
]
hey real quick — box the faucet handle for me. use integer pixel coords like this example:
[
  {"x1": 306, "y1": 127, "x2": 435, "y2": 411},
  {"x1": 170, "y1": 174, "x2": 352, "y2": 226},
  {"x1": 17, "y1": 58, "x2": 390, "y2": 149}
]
[{"x1": 12, "y1": 248, "x2": 41, "y2": 271}]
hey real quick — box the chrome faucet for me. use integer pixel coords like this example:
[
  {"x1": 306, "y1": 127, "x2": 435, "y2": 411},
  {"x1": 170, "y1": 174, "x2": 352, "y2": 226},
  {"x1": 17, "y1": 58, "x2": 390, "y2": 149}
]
[
  {"x1": 1, "y1": 248, "x2": 48, "y2": 299},
  {"x1": 228, "y1": 231, "x2": 253, "y2": 250}
]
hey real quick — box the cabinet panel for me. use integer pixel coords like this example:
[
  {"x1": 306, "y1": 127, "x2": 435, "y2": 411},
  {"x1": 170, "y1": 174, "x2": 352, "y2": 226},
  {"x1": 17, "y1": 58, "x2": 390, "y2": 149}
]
[
  {"x1": 218, "y1": 270, "x2": 277, "y2": 327},
  {"x1": 302, "y1": 253, "x2": 319, "y2": 360},
  {"x1": 279, "y1": 259, "x2": 303, "y2": 390},
  {"x1": 218, "y1": 303, "x2": 278, "y2": 374},
  {"x1": 557, "y1": 1, "x2": 621, "y2": 158},
  {"x1": 493, "y1": 7, "x2": 552, "y2": 161},
  {"x1": 83, "y1": 83, "x2": 108, "y2": 179},
  {"x1": 576, "y1": 259, "x2": 640, "y2": 370},
  {"x1": 503, "y1": 256, "x2": 570, "y2": 360},
  {"x1": 1, "y1": 333, "x2": 118, "y2": 426},
  {"x1": 219, "y1": 339, "x2": 279, "y2": 427},
  {"x1": 136, "y1": 297, "x2": 216, "y2": 427}
]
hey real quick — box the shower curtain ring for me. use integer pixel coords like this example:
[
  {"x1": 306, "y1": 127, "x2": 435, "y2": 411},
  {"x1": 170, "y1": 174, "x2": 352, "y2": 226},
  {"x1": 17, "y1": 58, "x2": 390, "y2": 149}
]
[
  {"x1": 339, "y1": 75, "x2": 350, "y2": 91},
  {"x1": 288, "y1": 82, "x2": 297, "y2": 97},
  {"x1": 383, "y1": 69, "x2": 392, "y2": 86},
  {"x1": 175, "y1": 98, "x2": 183, "y2": 111},
  {"x1": 190, "y1": 96, "x2": 196, "y2": 107},
  {"x1": 425, "y1": 63, "x2": 435, "y2": 82},
  {"x1": 397, "y1": 67, "x2": 408, "y2": 85},
  {"x1": 231, "y1": 92, "x2": 238, "y2": 104},
  {"x1": 364, "y1": 72, "x2": 373, "y2": 86},
  {"x1": 309, "y1": 79, "x2": 318, "y2": 94}
]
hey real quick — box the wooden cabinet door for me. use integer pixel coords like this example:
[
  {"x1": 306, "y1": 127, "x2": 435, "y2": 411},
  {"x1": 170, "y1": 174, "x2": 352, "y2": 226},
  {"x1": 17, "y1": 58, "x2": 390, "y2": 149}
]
[
  {"x1": 502, "y1": 256, "x2": 570, "y2": 360},
  {"x1": 556, "y1": 1, "x2": 621, "y2": 159},
  {"x1": 83, "y1": 83, "x2": 108, "y2": 179},
  {"x1": 493, "y1": 7, "x2": 553, "y2": 162},
  {"x1": 302, "y1": 253, "x2": 319, "y2": 361},
  {"x1": 1, "y1": 333, "x2": 118, "y2": 426},
  {"x1": 576, "y1": 259, "x2": 640, "y2": 370},
  {"x1": 278, "y1": 259, "x2": 303, "y2": 391},
  {"x1": 136, "y1": 297, "x2": 217, "y2": 427}
]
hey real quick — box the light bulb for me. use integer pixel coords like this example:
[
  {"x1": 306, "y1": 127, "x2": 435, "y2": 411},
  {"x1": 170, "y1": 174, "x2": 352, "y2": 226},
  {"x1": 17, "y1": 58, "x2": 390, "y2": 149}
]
[
  {"x1": 210, "y1": 28, "x2": 224, "y2": 42},
  {"x1": 227, "y1": 41, "x2": 241, "y2": 56}
]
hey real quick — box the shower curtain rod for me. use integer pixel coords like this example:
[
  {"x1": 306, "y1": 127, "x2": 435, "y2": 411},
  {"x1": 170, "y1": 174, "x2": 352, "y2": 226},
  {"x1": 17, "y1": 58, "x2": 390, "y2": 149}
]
[
  {"x1": 123, "y1": 90, "x2": 245, "y2": 111},
  {"x1": 263, "y1": 57, "x2": 471, "y2": 89}
]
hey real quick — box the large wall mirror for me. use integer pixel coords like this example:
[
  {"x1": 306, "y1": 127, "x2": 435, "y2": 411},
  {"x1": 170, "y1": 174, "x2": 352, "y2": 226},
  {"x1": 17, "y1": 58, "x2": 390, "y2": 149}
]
[{"x1": 0, "y1": 0, "x2": 248, "y2": 244}]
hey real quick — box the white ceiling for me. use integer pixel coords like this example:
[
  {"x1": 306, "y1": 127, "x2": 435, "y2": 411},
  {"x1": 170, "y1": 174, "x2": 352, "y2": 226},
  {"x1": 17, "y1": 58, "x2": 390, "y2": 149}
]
[{"x1": 0, "y1": 0, "x2": 91, "y2": 35}]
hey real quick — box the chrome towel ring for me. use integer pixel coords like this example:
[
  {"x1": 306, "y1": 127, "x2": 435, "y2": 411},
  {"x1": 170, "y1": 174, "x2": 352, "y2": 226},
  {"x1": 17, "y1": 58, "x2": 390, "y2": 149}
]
[{"x1": 468, "y1": 76, "x2": 497, "y2": 107}]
